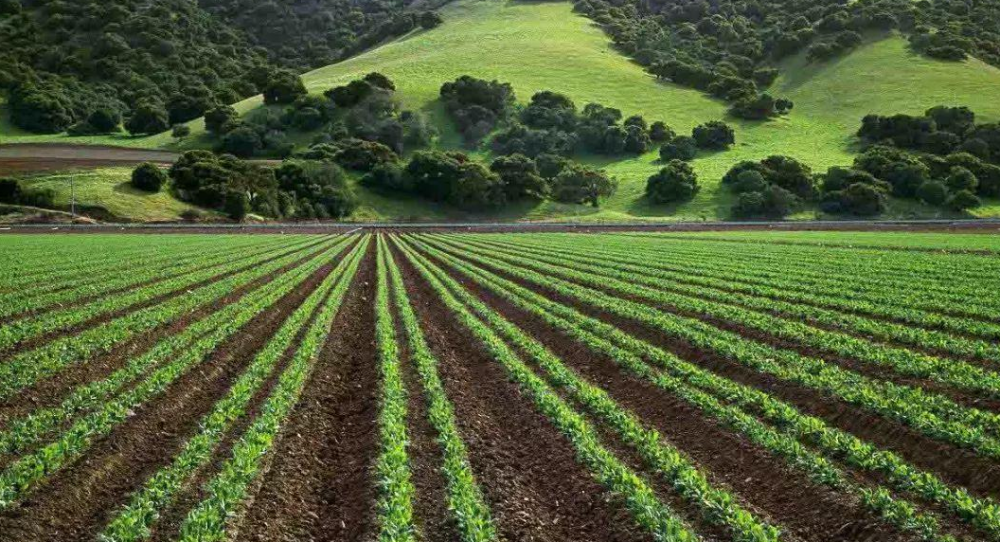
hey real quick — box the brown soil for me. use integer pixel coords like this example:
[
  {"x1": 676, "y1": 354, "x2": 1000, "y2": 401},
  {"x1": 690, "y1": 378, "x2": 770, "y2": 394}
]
[
  {"x1": 426, "y1": 243, "x2": 1000, "y2": 502},
  {"x1": 147, "y1": 243, "x2": 360, "y2": 542},
  {"x1": 0, "y1": 255, "x2": 337, "y2": 542},
  {"x1": 415, "y1": 242, "x2": 918, "y2": 542},
  {"x1": 392, "y1": 279, "x2": 463, "y2": 542},
  {"x1": 0, "y1": 237, "x2": 340, "y2": 436},
  {"x1": 391, "y1": 242, "x2": 653, "y2": 542},
  {"x1": 233, "y1": 242, "x2": 380, "y2": 542}
]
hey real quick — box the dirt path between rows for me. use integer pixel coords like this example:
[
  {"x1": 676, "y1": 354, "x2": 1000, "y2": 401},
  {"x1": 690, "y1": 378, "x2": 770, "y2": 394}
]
[
  {"x1": 392, "y1": 241, "x2": 652, "y2": 542},
  {"x1": 0, "y1": 254, "x2": 336, "y2": 541},
  {"x1": 415, "y1": 242, "x2": 916, "y2": 542},
  {"x1": 235, "y1": 242, "x2": 380, "y2": 542}
]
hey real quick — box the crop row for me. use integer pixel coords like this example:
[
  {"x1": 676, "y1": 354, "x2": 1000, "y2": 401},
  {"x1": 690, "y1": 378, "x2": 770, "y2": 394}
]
[
  {"x1": 620, "y1": 230, "x2": 1000, "y2": 255},
  {"x1": 382, "y1": 236, "x2": 497, "y2": 542},
  {"x1": 471, "y1": 234, "x2": 1000, "y2": 334},
  {"x1": 0, "y1": 235, "x2": 290, "y2": 297},
  {"x1": 0, "y1": 237, "x2": 359, "y2": 509},
  {"x1": 0, "y1": 236, "x2": 356, "y2": 460},
  {"x1": 99, "y1": 237, "x2": 367, "y2": 542},
  {"x1": 394, "y1": 240, "x2": 701, "y2": 541},
  {"x1": 445, "y1": 235, "x2": 1000, "y2": 396},
  {"x1": 173, "y1": 236, "x2": 367, "y2": 542},
  {"x1": 460, "y1": 234, "x2": 1000, "y2": 364},
  {"x1": 394, "y1": 237, "x2": 787, "y2": 542},
  {"x1": 0, "y1": 235, "x2": 323, "y2": 351},
  {"x1": 372, "y1": 237, "x2": 418, "y2": 542},
  {"x1": 608, "y1": 233, "x2": 1000, "y2": 304},
  {"x1": 0, "y1": 235, "x2": 345, "y2": 401},
  {"x1": 407, "y1": 235, "x2": 999, "y2": 541},
  {"x1": 0, "y1": 235, "x2": 295, "y2": 321},
  {"x1": 0, "y1": 235, "x2": 231, "y2": 278},
  {"x1": 421, "y1": 235, "x2": 1000, "y2": 460}
]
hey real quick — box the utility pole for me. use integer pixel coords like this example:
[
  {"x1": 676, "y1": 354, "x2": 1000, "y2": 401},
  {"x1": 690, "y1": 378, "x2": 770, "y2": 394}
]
[{"x1": 70, "y1": 177, "x2": 76, "y2": 219}]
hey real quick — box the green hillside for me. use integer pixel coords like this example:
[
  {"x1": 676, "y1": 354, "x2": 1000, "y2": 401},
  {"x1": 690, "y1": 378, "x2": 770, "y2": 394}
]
[
  {"x1": 6, "y1": 0, "x2": 1000, "y2": 221},
  {"x1": 290, "y1": 0, "x2": 1000, "y2": 220},
  {"x1": 18, "y1": 168, "x2": 208, "y2": 222}
]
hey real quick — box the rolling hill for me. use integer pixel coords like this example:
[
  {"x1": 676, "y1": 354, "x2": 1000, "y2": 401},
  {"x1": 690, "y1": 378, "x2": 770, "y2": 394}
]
[{"x1": 5, "y1": 0, "x2": 1000, "y2": 221}]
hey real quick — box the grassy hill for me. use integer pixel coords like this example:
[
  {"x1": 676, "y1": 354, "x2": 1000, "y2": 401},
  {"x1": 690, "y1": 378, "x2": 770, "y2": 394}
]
[
  {"x1": 6, "y1": 0, "x2": 1000, "y2": 221},
  {"x1": 17, "y1": 168, "x2": 208, "y2": 222}
]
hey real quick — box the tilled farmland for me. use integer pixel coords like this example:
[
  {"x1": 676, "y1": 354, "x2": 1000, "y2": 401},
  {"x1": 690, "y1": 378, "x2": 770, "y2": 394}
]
[{"x1": 1, "y1": 231, "x2": 999, "y2": 542}]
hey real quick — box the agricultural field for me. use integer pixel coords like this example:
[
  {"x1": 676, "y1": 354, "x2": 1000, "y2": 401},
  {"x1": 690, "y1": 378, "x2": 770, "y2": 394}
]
[{"x1": 0, "y1": 230, "x2": 999, "y2": 542}]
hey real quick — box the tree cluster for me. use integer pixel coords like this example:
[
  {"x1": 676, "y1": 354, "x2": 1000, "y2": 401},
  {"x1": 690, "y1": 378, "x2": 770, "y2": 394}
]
[
  {"x1": 198, "y1": 0, "x2": 447, "y2": 71},
  {"x1": 164, "y1": 150, "x2": 357, "y2": 220},
  {"x1": 0, "y1": 0, "x2": 271, "y2": 134},
  {"x1": 722, "y1": 155, "x2": 816, "y2": 218},
  {"x1": 203, "y1": 72, "x2": 434, "y2": 159},
  {"x1": 853, "y1": 105, "x2": 1000, "y2": 211},
  {"x1": 361, "y1": 150, "x2": 617, "y2": 209},
  {"x1": 0, "y1": 178, "x2": 56, "y2": 209},
  {"x1": 491, "y1": 90, "x2": 684, "y2": 158},
  {"x1": 570, "y1": 0, "x2": 1000, "y2": 119},
  {"x1": 440, "y1": 76, "x2": 516, "y2": 145},
  {"x1": 646, "y1": 160, "x2": 700, "y2": 203}
]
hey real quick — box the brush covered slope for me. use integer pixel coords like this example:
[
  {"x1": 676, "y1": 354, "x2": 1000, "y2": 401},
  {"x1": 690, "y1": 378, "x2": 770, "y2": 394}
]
[
  {"x1": 283, "y1": 0, "x2": 1000, "y2": 221},
  {"x1": 5, "y1": 0, "x2": 1000, "y2": 221}
]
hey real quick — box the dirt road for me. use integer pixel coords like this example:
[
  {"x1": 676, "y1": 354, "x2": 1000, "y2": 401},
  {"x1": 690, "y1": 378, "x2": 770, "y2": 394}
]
[{"x1": 0, "y1": 144, "x2": 180, "y2": 175}]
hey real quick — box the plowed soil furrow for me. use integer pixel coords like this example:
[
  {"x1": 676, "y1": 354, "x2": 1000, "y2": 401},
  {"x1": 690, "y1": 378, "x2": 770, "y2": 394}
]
[
  {"x1": 437, "y1": 249, "x2": 1000, "y2": 502},
  {"x1": 2, "y1": 236, "x2": 331, "y2": 356},
  {"x1": 420, "y1": 246, "x2": 917, "y2": 542},
  {"x1": 146, "y1": 249, "x2": 359, "y2": 542},
  {"x1": 680, "y1": 310, "x2": 1000, "y2": 414},
  {"x1": 0, "y1": 239, "x2": 339, "y2": 434},
  {"x1": 394, "y1": 300, "x2": 462, "y2": 542},
  {"x1": 392, "y1": 244, "x2": 652, "y2": 542},
  {"x1": 0, "y1": 260, "x2": 337, "y2": 542},
  {"x1": 234, "y1": 244, "x2": 379, "y2": 542}
]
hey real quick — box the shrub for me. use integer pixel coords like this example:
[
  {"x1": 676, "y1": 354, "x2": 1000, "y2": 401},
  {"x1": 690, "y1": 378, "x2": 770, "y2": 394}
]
[
  {"x1": 821, "y1": 183, "x2": 888, "y2": 216},
  {"x1": 551, "y1": 164, "x2": 617, "y2": 207},
  {"x1": 731, "y1": 185, "x2": 798, "y2": 219},
  {"x1": 490, "y1": 154, "x2": 548, "y2": 200},
  {"x1": 916, "y1": 180, "x2": 949, "y2": 205},
  {"x1": 649, "y1": 121, "x2": 675, "y2": 142},
  {"x1": 224, "y1": 190, "x2": 250, "y2": 221},
  {"x1": 331, "y1": 139, "x2": 399, "y2": 171},
  {"x1": 361, "y1": 162, "x2": 410, "y2": 193},
  {"x1": 0, "y1": 178, "x2": 22, "y2": 204},
  {"x1": 733, "y1": 170, "x2": 768, "y2": 193},
  {"x1": 536, "y1": 153, "x2": 570, "y2": 179},
  {"x1": 264, "y1": 70, "x2": 307, "y2": 105},
  {"x1": 87, "y1": 108, "x2": 120, "y2": 133},
  {"x1": 419, "y1": 11, "x2": 443, "y2": 29},
  {"x1": 692, "y1": 121, "x2": 735, "y2": 149},
  {"x1": 821, "y1": 167, "x2": 881, "y2": 192},
  {"x1": 646, "y1": 160, "x2": 699, "y2": 203},
  {"x1": 205, "y1": 105, "x2": 238, "y2": 135},
  {"x1": 275, "y1": 160, "x2": 358, "y2": 218},
  {"x1": 172, "y1": 124, "x2": 191, "y2": 139},
  {"x1": 659, "y1": 136, "x2": 697, "y2": 161},
  {"x1": 947, "y1": 189, "x2": 981, "y2": 210},
  {"x1": 125, "y1": 102, "x2": 169, "y2": 135},
  {"x1": 220, "y1": 126, "x2": 264, "y2": 158},
  {"x1": 131, "y1": 163, "x2": 167, "y2": 193},
  {"x1": 946, "y1": 166, "x2": 979, "y2": 192}
]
